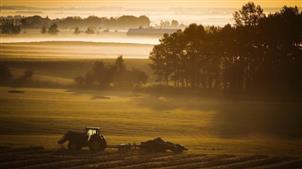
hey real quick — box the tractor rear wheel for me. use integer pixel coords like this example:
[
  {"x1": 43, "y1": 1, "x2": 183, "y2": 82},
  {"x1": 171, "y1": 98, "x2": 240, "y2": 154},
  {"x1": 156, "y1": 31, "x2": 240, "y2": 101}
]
[
  {"x1": 88, "y1": 135, "x2": 106, "y2": 152},
  {"x1": 68, "y1": 142, "x2": 82, "y2": 151}
]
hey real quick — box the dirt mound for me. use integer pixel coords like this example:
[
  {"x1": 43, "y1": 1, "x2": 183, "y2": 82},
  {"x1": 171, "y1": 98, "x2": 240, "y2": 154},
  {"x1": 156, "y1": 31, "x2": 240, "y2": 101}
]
[
  {"x1": 140, "y1": 137, "x2": 187, "y2": 153},
  {"x1": 8, "y1": 90, "x2": 25, "y2": 94}
]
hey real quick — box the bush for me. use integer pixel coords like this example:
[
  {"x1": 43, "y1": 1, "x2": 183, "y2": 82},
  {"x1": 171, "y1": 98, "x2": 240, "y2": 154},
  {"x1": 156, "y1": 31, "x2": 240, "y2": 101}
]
[
  {"x1": 48, "y1": 23, "x2": 59, "y2": 34},
  {"x1": 0, "y1": 19, "x2": 21, "y2": 34},
  {"x1": 0, "y1": 65, "x2": 12, "y2": 84}
]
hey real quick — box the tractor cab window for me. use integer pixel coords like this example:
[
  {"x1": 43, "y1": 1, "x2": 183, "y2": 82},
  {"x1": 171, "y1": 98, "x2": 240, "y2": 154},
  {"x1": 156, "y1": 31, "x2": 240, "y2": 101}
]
[{"x1": 87, "y1": 129, "x2": 97, "y2": 136}]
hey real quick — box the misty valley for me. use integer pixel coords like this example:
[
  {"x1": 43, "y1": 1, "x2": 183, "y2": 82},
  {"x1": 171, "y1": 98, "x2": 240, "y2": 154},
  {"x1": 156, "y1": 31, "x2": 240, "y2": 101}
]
[{"x1": 0, "y1": 1, "x2": 302, "y2": 169}]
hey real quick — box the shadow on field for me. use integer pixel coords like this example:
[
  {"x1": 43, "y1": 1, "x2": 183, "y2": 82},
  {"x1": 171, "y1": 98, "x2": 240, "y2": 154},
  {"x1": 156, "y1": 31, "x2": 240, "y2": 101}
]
[
  {"x1": 134, "y1": 95, "x2": 176, "y2": 110},
  {"x1": 135, "y1": 93, "x2": 302, "y2": 139},
  {"x1": 65, "y1": 89, "x2": 112, "y2": 100},
  {"x1": 133, "y1": 93, "x2": 219, "y2": 111},
  {"x1": 210, "y1": 102, "x2": 302, "y2": 139}
]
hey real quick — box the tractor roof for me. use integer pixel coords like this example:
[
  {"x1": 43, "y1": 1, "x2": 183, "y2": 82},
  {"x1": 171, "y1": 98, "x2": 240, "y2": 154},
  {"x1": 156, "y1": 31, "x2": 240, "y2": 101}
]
[{"x1": 85, "y1": 127, "x2": 100, "y2": 130}]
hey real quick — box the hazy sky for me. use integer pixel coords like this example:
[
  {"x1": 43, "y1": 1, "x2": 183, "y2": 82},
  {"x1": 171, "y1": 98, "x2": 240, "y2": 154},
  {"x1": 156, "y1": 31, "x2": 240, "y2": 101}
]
[
  {"x1": 1, "y1": 0, "x2": 301, "y2": 25},
  {"x1": 2, "y1": 0, "x2": 301, "y2": 8}
]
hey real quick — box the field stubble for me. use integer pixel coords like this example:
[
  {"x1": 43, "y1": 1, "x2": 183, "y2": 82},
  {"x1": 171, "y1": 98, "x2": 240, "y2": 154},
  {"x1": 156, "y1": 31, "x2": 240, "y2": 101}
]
[{"x1": 0, "y1": 87, "x2": 301, "y2": 156}]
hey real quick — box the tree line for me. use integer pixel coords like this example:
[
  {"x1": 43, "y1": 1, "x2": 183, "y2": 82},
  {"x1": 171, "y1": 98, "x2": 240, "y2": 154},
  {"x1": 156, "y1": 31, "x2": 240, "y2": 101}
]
[
  {"x1": 0, "y1": 15, "x2": 151, "y2": 33},
  {"x1": 150, "y1": 3, "x2": 302, "y2": 98},
  {"x1": 74, "y1": 56, "x2": 148, "y2": 89}
]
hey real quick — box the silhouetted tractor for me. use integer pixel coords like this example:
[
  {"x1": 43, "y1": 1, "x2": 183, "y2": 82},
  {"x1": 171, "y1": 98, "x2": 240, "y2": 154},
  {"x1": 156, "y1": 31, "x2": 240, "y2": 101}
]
[
  {"x1": 58, "y1": 127, "x2": 107, "y2": 152},
  {"x1": 58, "y1": 128, "x2": 187, "y2": 153}
]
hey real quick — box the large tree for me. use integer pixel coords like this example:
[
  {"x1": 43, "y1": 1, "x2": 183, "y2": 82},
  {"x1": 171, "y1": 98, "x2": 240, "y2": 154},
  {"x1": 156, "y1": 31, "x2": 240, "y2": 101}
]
[{"x1": 233, "y1": 2, "x2": 265, "y2": 26}]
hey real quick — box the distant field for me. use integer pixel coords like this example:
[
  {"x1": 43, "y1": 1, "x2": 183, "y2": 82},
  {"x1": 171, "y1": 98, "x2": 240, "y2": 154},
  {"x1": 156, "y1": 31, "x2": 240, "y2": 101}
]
[
  {"x1": 0, "y1": 87, "x2": 301, "y2": 156},
  {"x1": 1, "y1": 59, "x2": 153, "y2": 87},
  {"x1": 0, "y1": 40, "x2": 154, "y2": 87},
  {"x1": 0, "y1": 41, "x2": 153, "y2": 59}
]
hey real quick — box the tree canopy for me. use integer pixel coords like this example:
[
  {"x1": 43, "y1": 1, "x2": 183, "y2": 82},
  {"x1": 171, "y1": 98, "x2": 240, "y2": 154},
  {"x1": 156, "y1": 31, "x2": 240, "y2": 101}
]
[
  {"x1": 0, "y1": 19, "x2": 21, "y2": 34},
  {"x1": 48, "y1": 23, "x2": 59, "y2": 34},
  {"x1": 149, "y1": 4, "x2": 302, "y2": 99}
]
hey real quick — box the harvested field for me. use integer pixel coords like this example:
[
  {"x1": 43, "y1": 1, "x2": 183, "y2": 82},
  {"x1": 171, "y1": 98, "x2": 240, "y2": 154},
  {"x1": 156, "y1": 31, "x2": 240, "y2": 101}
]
[
  {"x1": 0, "y1": 87, "x2": 302, "y2": 156},
  {"x1": 0, "y1": 146, "x2": 301, "y2": 169}
]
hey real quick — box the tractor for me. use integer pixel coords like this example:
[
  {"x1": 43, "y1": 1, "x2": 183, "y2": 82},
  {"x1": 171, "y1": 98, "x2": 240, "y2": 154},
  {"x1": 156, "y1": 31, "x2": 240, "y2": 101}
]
[
  {"x1": 58, "y1": 128, "x2": 187, "y2": 153},
  {"x1": 57, "y1": 127, "x2": 107, "y2": 152}
]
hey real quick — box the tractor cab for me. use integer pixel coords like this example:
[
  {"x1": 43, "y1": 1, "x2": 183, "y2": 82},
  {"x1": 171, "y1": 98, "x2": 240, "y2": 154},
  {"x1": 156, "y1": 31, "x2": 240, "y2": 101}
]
[
  {"x1": 85, "y1": 127, "x2": 107, "y2": 151},
  {"x1": 85, "y1": 127, "x2": 101, "y2": 137}
]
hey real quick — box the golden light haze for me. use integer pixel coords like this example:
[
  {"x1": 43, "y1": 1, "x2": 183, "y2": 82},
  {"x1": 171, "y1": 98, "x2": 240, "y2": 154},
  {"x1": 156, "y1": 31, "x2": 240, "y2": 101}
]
[{"x1": 2, "y1": 0, "x2": 301, "y2": 8}]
